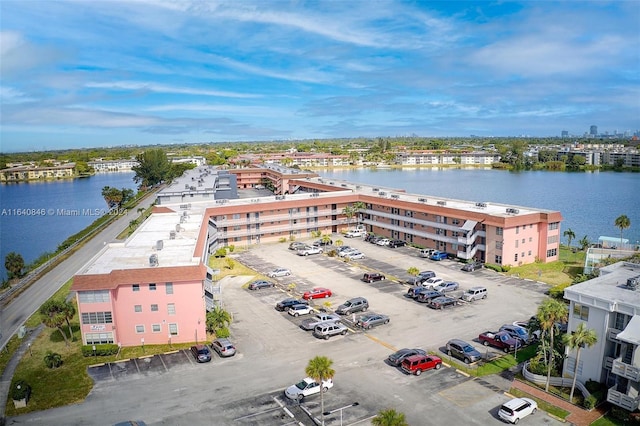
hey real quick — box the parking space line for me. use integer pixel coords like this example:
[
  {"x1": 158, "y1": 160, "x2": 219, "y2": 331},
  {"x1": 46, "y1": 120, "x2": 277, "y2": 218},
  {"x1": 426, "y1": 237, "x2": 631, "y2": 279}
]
[
  {"x1": 232, "y1": 406, "x2": 283, "y2": 421},
  {"x1": 364, "y1": 334, "x2": 397, "y2": 351}
]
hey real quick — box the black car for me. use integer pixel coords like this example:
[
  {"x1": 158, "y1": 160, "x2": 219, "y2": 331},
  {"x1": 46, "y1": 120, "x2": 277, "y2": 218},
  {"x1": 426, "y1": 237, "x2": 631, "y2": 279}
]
[
  {"x1": 461, "y1": 260, "x2": 484, "y2": 272},
  {"x1": 248, "y1": 280, "x2": 275, "y2": 290},
  {"x1": 416, "y1": 290, "x2": 444, "y2": 303},
  {"x1": 275, "y1": 298, "x2": 309, "y2": 311},
  {"x1": 388, "y1": 240, "x2": 406, "y2": 248},
  {"x1": 406, "y1": 286, "x2": 431, "y2": 298},
  {"x1": 190, "y1": 344, "x2": 212, "y2": 363},
  {"x1": 362, "y1": 273, "x2": 386, "y2": 283},
  {"x1": 313, "y1": 238, "x2": 333, "y2": 246},
  {"x1": 387, "y1": 348, "x2": 427, "y2": 366}
]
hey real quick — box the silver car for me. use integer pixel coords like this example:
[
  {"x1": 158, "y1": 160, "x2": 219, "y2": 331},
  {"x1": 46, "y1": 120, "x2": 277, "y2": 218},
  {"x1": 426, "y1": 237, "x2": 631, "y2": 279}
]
[
  {"x1": 356, "y1": 313, "x2": 390, "y2": 329},
  {"x1": 268, "y1": 268, "x2": 291, "y2": 277},
  {"x1": 210, "y1": 338, "x2": 236, "y2": 357}
]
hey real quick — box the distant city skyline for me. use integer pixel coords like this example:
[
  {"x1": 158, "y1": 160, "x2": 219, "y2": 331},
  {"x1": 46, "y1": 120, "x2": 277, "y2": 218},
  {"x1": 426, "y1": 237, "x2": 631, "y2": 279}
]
[{"x1": 1, "y1": 1, "x2": 639, "y2": 152}]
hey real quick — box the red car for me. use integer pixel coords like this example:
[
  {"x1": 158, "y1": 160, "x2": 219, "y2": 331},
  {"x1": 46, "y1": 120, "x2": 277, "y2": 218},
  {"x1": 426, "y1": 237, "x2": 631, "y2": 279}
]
[{"x1": 302, "y1": 287, "x2": 332, "y2": 300}]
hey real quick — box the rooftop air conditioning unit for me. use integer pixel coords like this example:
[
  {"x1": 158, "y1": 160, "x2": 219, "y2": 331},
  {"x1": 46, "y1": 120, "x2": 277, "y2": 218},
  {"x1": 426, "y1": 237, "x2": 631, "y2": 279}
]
[
  {"x1": 169, "y1": 231, "x2": 176, "y2": 240},
  {"x1": 149, "y1": 254, "x2": 158, "y2": 267},
  {"x1": 391, "y1": 194, "x2": 399, "y2": 199},
  {"x1": 437, "y1": 201, "x2": 447, "y2": 206},
  {"x1": 476, "y1": 202, "x2": 487, "y2": 208},
  {"x1": 156, "y1": 240, "x2": 163, "y2": 250},
  {"x1": 372, "y1": 188, "x2": 379, "y2": 192},
  {"x1": 626, "y1": 276, "x2": 640, "y2": 290},
  {"x1": 176, "y1": 223, "x2": 181, "y2": 232},
  {"x1": 418, "y1": 198, "x2": 427, "y2": 202}
]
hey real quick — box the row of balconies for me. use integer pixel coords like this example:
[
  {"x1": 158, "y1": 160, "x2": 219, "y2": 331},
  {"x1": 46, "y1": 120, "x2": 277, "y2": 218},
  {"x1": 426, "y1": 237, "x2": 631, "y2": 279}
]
[{"x1": 607, "y1": 386, "x2": 640, "y2": 411}]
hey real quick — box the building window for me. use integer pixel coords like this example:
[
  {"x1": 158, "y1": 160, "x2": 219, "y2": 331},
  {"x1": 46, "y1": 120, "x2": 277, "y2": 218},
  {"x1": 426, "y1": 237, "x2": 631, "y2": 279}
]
[
  {"x1": 495, "y1": 255, "x2": 502, "y2": 264},
  {"x1": 522, "y1": 239, "x2": 525, "y2": 244},
  {"x1": 85, "y1": 332, "x2": 114, "y2": 344},
  {"x1": 573, "y1": 304, "x2": 589, "y2": 321},
  {"x1": 134, "y1": 305, "x2": 142, "y2": 313},
  {"x1": 133, "y1": 284, "x2": 140, "y2": 292},
  {"x1": 547, "y1": 248, "x2": 557, "y2": 257},
  {"x1": 169, "y1": 323, "x2": 178, "y2": 335},
  {"x1": 81, "y1": 312, "x2": 113, "y2": 324},
  {"x1": 152, "y1": 324, "x2": 161, "y2": 333},
  {"x1": 548, "y1": 235, "x2": 558, "y2": 244},
  {"x1": 614, "y1": 313, "x2": 631, "y2": 330},
  {"x1": 166, "y1": 283, "x2": 173, "y2": 294},
  {"x1": 548, "y1": 222, "x2": 559, "y2": 230},
  {"x1": 168, "y1": 303, "x2": 176, "y2": 315},
  {"x1": 452, "y1": 219, "x2": 460, "y2": 225},
  {"x1": 514, "y1": 254, "x2": 518, "y2": 261},
  {"x1": 522, "y1": 252, "x2": 525, "y2": 258},
  {"x1": 496, "y1": 227, "x2": 503, "y2": 236},
  {"x1": 515, "y1": 240, "x2": 519, "y2": 248},
  {"x1": 528, "y1": 250, "x2": 532, "y2": 256},
  {"x1": 496, "y1": 241, "x2": 503, "y2": 250},
  {"x1": 135, "y1": 325, "x2": 145, "y2": 333},
  {"x1": 529, "y1": 237, "x2": 533, "y2": 242},
  {"x1": 149, "y1": 283, "x2": 156, "y2": 291},
  {"x1": 78, "y1": 290, "x2": 110, "y2": 303},
  {"x1": 516, "y1": 226, "x2": 519, "y2": 234},
  {"x1": 151, "y1": 304, "x2": 158, "y2": 312}
]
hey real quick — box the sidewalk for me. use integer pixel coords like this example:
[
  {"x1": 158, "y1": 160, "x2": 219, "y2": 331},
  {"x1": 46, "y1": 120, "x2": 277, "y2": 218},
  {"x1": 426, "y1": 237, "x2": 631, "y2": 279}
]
[
  {"x1": 511, "y1": 379, "x2": 608, "y2": 426},
  {"x1": 0, "y1": 325, "x2": 45, "y2": 425}
]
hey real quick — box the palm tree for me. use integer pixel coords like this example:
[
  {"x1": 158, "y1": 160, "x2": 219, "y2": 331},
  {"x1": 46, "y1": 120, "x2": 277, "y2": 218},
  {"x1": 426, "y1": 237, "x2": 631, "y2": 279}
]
[
  {"x1": 334, "y1": 239, "x2": 344, "y2": 248},
  {"x1": 563, "y1": 323, "x2": 598, "y2": 402},
  {"x1": 372, "y1": 408, "x2": 409, "y2": 426},
  {"x1": 305, "y1": 356, "x2": 335, "y2": 426},
  {"x1": 206, "y1": 306, "x2": 232, "y2": 334},
  {"x1": 342, "y1": 205, "x2": 355, "y2": 229},
  {"x1": 61, "y1": 300, "x2": 76, "y2": 342},
  {"x1": 44, "y1": 351, "x2": 63, "y2": 369},
  {"x1": 578, "y1": 235, "x2": 590, "y2": 251},
  {"x1": 352, "y1": 201, "x2": 366, "y2": 226},
  {"x1": 563, "y1": 228, "x2": 576, "y2": 248},
  {"x1": 614, "y1": 215, "x2": 631, "y2": 248},
  {"x1": 537, "y1": 298, "x2": 568, "y2": 391},
  {"x1": 321, "y1": 234, "x2": 332, "y2": 245},
  {"x1": 4, "y1": 251, "x2": 25, "y2": 279},
  {"x1": 40, "y1": 299, "x2": 70, "y2": 346}
]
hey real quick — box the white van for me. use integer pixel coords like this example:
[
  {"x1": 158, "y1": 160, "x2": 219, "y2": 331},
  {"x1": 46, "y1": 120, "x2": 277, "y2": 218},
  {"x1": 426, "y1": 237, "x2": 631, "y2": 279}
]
[
  {"x1": 419, "y1": 248, "x2": 436, "y2": 258},
  {"x1": 461, "y1": 286, "x2": 488, "y2": 302}
]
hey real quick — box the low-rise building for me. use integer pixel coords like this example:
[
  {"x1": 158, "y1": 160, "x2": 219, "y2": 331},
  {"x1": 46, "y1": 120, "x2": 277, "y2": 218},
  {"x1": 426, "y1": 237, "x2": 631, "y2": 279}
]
[{"x1": 0, "y1": 163, "x2": 76, "y2": 182}]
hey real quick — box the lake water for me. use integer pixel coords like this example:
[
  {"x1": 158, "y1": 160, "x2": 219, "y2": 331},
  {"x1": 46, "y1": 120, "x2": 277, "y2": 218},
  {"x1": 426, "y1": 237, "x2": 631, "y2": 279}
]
[
  {"x1": 0, "y1": 172, "x2": 137, "y2": 280},
  {"x1": 320, "y1": 168, "x2": 640, "y2": 248},
  {"x1": 0, "y1": 168, "x2": 637, "y2": 280}
]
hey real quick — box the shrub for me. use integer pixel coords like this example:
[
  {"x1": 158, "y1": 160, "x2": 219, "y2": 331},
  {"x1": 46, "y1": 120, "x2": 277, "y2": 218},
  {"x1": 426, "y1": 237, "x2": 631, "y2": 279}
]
[
  {"x1": 278, "y1": 237, "x2": 287, "y2": 243},
  {"x1": 215, "y1": 326, "x2": 230, "y2": 338},
  {"x1": 585, "y1": 379, "x2": 602, "y2": 393},
  {"x1": 81, "y1": 344, "x2": 119, "y2": 357},
  {"x1": 501, "y1": 265, "x2": 511, "y2": 272},
  {"x1": 228, "y1": 245, "x2": 235, "y2": 253},
  {"x1": 214, "y1": 248, "x2": 227, "y2": 258},
  {"x1": 484, "y1": 263, "x2": 502, "y2": 272},
  {"x1": 11, "y1": 380, "x2": 31, "y2": 401},
  {"x1": 583, "y1": 394, "x2": 597, "y2": 409},
  {"x1": 549, "y1": 282, "x2": 572, "y2": 299},
  {"x1": 44, "y1": 351, "x2": 63, "y2": 369}
]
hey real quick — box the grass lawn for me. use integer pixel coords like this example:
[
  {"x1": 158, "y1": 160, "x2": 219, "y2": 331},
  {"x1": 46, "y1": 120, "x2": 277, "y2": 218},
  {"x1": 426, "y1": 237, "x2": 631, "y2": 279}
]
[
  {"x1": 445, "y1": 342, "x2": 539, "y2": 377},
  {"x1": 504, "y1": 247, "x2": 586, "y2": 287},
  {"x1": 508, "y1": 387, "x2": 571, "y2": 420},
  {"x1": 590, "y1": 414, "x2": 627, "y2": 426}
]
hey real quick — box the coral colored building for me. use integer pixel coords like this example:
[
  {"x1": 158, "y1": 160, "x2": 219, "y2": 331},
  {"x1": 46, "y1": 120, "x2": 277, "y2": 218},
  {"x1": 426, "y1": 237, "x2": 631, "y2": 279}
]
[{"x1": 73, "y1": 166, "x2": 562, "y2": 347}]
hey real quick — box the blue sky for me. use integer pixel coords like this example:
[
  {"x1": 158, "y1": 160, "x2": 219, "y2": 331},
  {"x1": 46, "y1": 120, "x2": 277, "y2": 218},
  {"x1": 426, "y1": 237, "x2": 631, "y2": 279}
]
[{"x1": 1, "y1": 1, "x2": 638, "y2": 152}]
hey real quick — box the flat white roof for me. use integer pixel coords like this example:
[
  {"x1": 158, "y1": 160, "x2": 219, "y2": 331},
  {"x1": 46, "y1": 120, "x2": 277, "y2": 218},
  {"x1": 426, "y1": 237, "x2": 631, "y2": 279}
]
[{"x1": 564, "y1": 262, "x2": 640, "y2": 309}]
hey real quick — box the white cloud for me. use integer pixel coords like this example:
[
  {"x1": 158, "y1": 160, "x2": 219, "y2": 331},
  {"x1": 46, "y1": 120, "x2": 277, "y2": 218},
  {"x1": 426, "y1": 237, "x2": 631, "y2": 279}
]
[{"x1": 85, "y1": 81, "x2": 260, "y2": 99}]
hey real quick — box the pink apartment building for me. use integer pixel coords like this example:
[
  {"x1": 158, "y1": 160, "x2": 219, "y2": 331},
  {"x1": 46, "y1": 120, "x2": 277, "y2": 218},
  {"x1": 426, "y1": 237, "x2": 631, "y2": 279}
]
[{"x1": 73, "y1": 166, "x2": 562, "y2": 347}]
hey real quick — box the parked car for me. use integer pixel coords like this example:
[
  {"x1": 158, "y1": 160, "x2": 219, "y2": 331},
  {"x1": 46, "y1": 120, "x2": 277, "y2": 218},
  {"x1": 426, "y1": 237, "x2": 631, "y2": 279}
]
[
  {"x1": 190, "y1": 344, "x2": 212, "y2": 363},
  {"x1": 362, "y1": 272, "x2": 386, "y2": 283},
  {"x1": 430, "y1": 251, "x2": 449, "y2": 261},
  {"x1": 288, "y1": 304, "x2": 313, "y2": 317},
  {"x1": 345, "y1": 251, "x2": 365, "y2": 260},
  {"x1": 498, "y1": 397, "x2": 538, "y2": 424},
  {"x1": 406, "y1": 286, "x2": 432, "y2": 298},
  {"x1": 478, "y1": 331, "x2": 521, "y2": 353},
  {"x1": 336, "y1": 297, "x2": 369, "y2": 315},
  {"x1": 401, "y1": 354, "x2": 442, "y2": 375},
  {"x1": 344, "y1": 229, "x2": 365, "y2": 238},
  {"x1": 356, "y1": 313, "x2": 390, "y2": 329},
  {"x1": 461, "y1": 260, "x2": 484, "y2": 272},
  {"x1": 275, "y1": 298, "x2": 309, "y2": 311},
  {"x1": 416, "y1": 290, "x2": 444, "y2": 303},
  {"x1": 428, "y1": 296, "x2": 457, "y2": 309},
  {"x1": 387, "y1": 348, "x2": 427, "y2": 366},
  {"x1": 406, "y1": 276, "x2": 429, "y2": 286},
  {"x1": 461, "y1": 286, "x2": 488, "y2": 302},
  {"x1": 338, "y1": 248, "x2": 358, "y2": 257},
  {"x1": 337, "y1": 246, "x2": 356, "y2": 256},
  {"x1": 388, "y1": 239, "x2": 406, "y2": 248},
  {"x1": 417, "y1": 270, "x2": 436, "y2": 279},
  {"x1": 313, "y1": 238, "x2": 333, "y2": 246},
  {"x1": 268, "y1": 268, "x2": 291, "y2": 278},
  {"x1": 419, "y1": 248, "x2": 437, "y2": 258},
  {"x1": 422, "y1": 277, "x2": 444, "y2": 289},
  {"x1": 375, "y1": 238, "x2": 390, "y2": 246},
  {"x1": 284, "y1": 377, "x2": 333, "y2": 401},
  {"x1": 313, "y1": 322, "x2": 348, "y2": 339},
  {"x1": 500, "y1": 324, "x2": 531, "y2": 344},
  {"x1": 210, "y1": 338, "x2": 236, "y2": 357},
  {"x1": 300, "y1": 313, "x2": 341, "y2": 331},
  {"x1": 297, "y1": 246, "x2": 323, "y2": 256},
  {"x1": 302, "y1": 287, "x2": 332, "y2": 299},
  {"x1": 248, "y1": 280, "x2": 275, "y2": 290},
  {"x1": 288, "y1": 242, "x2": 307, "y2": 251},
  {"x1": 433, "y1": 281, "x2": 459, "y2": 293},
  {"x1": 445, "y1": 339, "x2": 482, "y2": 364}
]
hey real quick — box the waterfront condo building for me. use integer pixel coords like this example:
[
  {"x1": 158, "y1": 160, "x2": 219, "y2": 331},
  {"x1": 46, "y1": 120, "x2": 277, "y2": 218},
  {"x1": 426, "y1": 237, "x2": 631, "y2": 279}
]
[
  {"x1": 72, "y1": 166, "x2": 562, "y2": 347},
  {"x1": 563, "y1": 262, "x2": 640, "y2": 412}
]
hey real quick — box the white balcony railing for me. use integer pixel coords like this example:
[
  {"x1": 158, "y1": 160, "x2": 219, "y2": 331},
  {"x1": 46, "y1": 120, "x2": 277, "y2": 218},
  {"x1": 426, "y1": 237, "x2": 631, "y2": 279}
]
[
  {"x1": 608, "y1": 386, "x2": 640, "y2": 411},
  {"x1": 611, "y1": 357, "x2": 640, "y2": 382}
]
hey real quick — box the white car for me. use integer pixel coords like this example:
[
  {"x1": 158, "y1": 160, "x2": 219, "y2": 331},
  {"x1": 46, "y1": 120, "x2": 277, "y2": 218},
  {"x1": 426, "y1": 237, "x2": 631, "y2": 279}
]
[
  {"x1": 338, "y1": 248, "x2": 358, "y2": 257},
  {"x1": 422, "y1": 277, "x2": 444, "y2": 289},
  {"x1": 346, "y1": 251, "x2": 365, "y2": 260},
  {"x1": 288, "y1": 304, "x2": 313, "y2": 317},
  {"x1": 297, "y1": 246, "x2": 323, "y2": 256},
  {"x1": 345, "y1": 229, "x2": 365, "y2": 238},
  {"x1": 375, "y1": 238, "x2": 390, "y2": 246},
  {"x1": 284, "y1": 377, "x2": 333, "y2": 401},
  {"x1": 268, "y1": 268, "x2": 291, "y2": 278},
  {"x1": 498, "y1": 397, "x2": 537, "y2": 424}
]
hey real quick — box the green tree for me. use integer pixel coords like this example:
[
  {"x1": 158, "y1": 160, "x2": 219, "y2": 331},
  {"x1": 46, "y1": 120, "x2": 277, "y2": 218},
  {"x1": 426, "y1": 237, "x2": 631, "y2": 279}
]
[
  {"x1": 563, "y1": 323, "x2": 598, "y2": 402},
  {"x1": 61, "y1": 300, "x2": 76, "y2": 342},
  {"x1": 305, "y1": 356, "x2": 335, "y2": 426},
  {"x1": 563, "y1": 229, "x2": 576, "y2": 248},
  {"x1": 372, "y1": 408, "x2": 409, "y2": 426},
  {"x1": 5, "y1": 251, "x2": 25, "y2": 279},
  {"x1": 132, "y1": 149, "x2": 171, "y2": 188},
  {"x1": 342, "y1": 205, "x2": 355, "y2": 229},
  {"x1": 206, "y1": 306, "x2": 232, "y2": 334},
  {"x1": 614, "y1": 215, "x2": 631, "y2": 247},
  {"x1": 578, "y1": 235, "x2": 590, "y2": 251},
  {"x1": 74, "y1": 160, "x2": 92, "y2": 175},
  {"x1": 321, "y1": 234, "x2": 332, "y2": 245},
  {"x1": 44, "y1": 351, "x2": 63, "y2": 369},
  {"x1": 537, "y1": 298, "x2": 568, "y2": 391},
  {"x1": 40, "y1": 299, "x2": 70, "y2": 346}
]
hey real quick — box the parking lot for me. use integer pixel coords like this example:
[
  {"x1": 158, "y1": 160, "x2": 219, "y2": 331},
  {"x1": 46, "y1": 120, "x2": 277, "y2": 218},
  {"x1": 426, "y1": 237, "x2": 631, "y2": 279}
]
[{"x1": 17, "y1": 236, "x2": 561, "y2": 426}]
